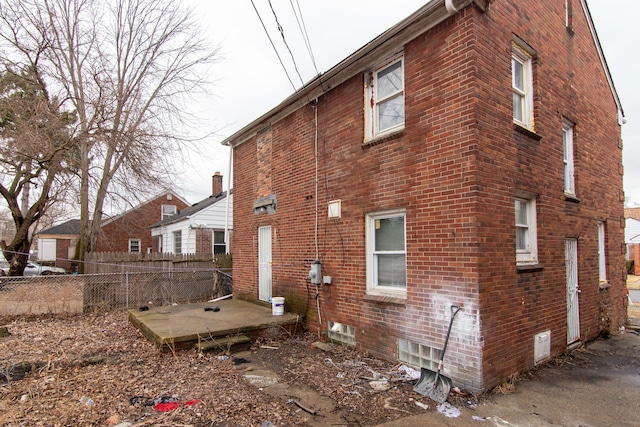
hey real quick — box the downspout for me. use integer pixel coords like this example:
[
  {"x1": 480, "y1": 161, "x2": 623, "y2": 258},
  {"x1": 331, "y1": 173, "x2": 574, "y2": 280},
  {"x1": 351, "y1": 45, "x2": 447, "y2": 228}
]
[
  {"x1": 224, "y1": 147, "x2": 233, "y2": 254},
  {"x1": 313, "y1": 98, "x2": 322, "y2": 331}
]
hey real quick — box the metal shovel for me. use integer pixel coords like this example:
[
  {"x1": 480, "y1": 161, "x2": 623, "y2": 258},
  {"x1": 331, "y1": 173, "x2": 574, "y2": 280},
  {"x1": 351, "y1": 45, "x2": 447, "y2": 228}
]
[{"x1": 413, "y1": 305, "x2": 461, "y2": 403}]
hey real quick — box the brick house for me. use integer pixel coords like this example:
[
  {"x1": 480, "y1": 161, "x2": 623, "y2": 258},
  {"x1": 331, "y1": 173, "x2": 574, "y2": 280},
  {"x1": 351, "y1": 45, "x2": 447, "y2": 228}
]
[
  {"x1": 95, "y1": 192, "x2": 190, "y2": 254},
  {"x1": 222, "y1": 0, "x2": 626, "y2": 392},
  {"x1": 151, "y1": 172, "x2": 233, "y2": 255}
]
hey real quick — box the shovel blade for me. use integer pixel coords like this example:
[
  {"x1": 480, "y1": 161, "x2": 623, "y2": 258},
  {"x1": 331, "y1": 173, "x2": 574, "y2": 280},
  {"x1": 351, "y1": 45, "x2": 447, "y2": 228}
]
[{"x1": 413, "y1": 368, "x2": 453, "y2": 404}]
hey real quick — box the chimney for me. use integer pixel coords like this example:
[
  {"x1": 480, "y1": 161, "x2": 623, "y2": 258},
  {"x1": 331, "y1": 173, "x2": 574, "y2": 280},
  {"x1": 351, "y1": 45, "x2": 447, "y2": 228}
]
[{"x1": 212, "y1": 172, "x2": 223, "y2": 196}]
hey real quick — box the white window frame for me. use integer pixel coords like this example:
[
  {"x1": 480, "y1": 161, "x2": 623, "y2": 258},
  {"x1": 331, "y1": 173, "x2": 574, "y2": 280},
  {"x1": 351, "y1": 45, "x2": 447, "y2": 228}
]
[
  {"x1": 162, "y1": 204, "x2": 177, "y2": 221},
  {"x1": 515, "y1": 197, "x2": 538, "y2": 264},
  {"x1": 512, "y1": 45, "x2": 534, "y2": 129},
  {"x1": 364, "y1": 55, "x2": 405, "y2": 141},
  {"x1": 365, "y1": 209, "x2": 407, "y2": 297},
  {"x1": 563, "y1": 119, "x2": 576, "y2": 195},
  {"x1": 173, "y1": 230, "x2": 182, "y2": 254},
  {"x1": 128, "y1": 239, "x2": 141, "y2": 253},
  {"x1": 598, "y1": 222, "x2": 607, "y2": 283}
]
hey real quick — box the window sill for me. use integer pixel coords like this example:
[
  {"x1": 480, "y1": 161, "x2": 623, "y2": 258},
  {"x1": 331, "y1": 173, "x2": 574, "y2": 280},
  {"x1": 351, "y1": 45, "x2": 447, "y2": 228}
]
[
  {"x1": 564, "y1": 194, "x2": 581, "y2": 203},
  {"x1": 517, "y1": 263, "x2": 544, "y2": 273},
  {"x1": 513, "y1": 123, "x2": 542, "y2": 141},
  {"x1": 363, "y1": 128, "x2": 405, "y2": 147},
  {"x1": 364, "y1": 293, "x2": 407, "y2": 305}
]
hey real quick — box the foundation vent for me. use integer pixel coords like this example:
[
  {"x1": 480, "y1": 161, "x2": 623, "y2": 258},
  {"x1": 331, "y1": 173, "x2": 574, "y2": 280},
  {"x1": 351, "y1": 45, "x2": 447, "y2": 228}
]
[{"x1": 534, "y1": 330, "x2": 551, "y2": 365}]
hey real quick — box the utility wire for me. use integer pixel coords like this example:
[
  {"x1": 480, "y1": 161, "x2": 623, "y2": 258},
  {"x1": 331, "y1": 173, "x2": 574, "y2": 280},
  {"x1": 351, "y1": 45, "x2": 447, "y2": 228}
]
[
  {"x1": 250, "y1": 0, "x2": 298, "y2": 92},
  {"x1": 290, "y1": 0, "x2": 319, "y2": 75},
  {"x1": 268, "y1": 0, "x2": 305, "y2": 88}
]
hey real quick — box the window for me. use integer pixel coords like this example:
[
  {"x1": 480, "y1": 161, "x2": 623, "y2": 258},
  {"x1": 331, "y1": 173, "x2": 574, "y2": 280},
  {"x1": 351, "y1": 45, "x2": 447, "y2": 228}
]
[
  {"x1": 598, "y1": 222, "x2": 607, "y2": 282},
  {"x1": 512, "y1": 45, "x2": 534, "y2": 129},
  {"x1": 173, "y1": 230, "x2": 182, "y2": 254},
  {"x1": 214, "y1": 230, "x2": 226, "y2": 254},
  {"x1": 162, "y1": 204, "x2": 177, "y2": 221},
  {"x1": 563, "y1": 119, "x2": 575, "y2": 195},
  {"x1": 366, "y1": 210, "x2": 406, "y2": 296},
  {"x1": 128, "y1": 239, "x2": 141, "y2": 253},
  {"x1": 365, "y1": 56, "x2": 404, "y2": 140},
  {"x1": 515, "y1": 197, "x2": 537, "y2": 264}
]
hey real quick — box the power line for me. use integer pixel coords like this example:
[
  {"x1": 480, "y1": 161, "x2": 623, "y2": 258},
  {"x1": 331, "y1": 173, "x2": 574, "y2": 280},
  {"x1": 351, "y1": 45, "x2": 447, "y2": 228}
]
[
  {"x1": 267, "y1": 0, "x2": 305, "y2": 88},
  {"x1": 250, "y1": 0, "x2": 297, "y2": 92},
  {"x1": 290, "y1": 0, "x2": 319, "y2": 75}
]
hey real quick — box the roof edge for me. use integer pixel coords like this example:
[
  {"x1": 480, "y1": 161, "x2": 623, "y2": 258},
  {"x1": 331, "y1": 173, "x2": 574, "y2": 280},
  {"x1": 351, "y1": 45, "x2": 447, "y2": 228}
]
[{"x1": 221, "y1": 0, "x2": 479, "y2": 148}]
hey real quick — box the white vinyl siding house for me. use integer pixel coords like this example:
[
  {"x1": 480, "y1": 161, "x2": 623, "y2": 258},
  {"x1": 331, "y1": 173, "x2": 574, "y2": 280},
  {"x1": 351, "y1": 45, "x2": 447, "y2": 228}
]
[{"x1": 151, "y1": 193, "x2": 233, "y2": 255}]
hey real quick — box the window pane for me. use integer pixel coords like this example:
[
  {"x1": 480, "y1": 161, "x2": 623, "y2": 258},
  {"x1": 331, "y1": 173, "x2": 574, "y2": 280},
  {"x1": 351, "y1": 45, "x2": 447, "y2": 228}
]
[
  {"x1": 375, "y1": 216, "x2": 405, "y2": 251},
  {"x1": 378, "y1": 95, "x2": 404, "y2": 132},
  {"x1": 214, "y1": 231, "x2": 225, "y2": 244},
  {"x1": 513, "y1": 92, "x2": 523, "y2": 122},
  {"x1": 516, "y1": 227, "x2": 528, "y2": 251},
  {"x1": 376, "y1": 254, "x2": 406, "y2": 287},
  {"x1": 515, "y1": 200, "x2": 528, "y2": 226},
  {"x1": 377, "y1": 61, "x2": 402, "y2": 99},
  {"x1": 512, "y1": 58, "x2": 524, "y2": 90}
]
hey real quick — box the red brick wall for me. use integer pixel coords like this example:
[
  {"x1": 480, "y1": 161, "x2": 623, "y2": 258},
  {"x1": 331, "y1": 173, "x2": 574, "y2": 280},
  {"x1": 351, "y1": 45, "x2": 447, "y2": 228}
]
[
  {"x1": 231, "y1": 1, "x2": 625, "y2": 392},
  {"x1": 95, "y1": 194, "x2": 189, "y2": 253}
]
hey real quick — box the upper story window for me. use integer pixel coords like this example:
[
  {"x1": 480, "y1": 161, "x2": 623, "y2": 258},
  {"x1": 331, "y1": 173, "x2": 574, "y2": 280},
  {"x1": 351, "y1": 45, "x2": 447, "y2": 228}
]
[
  {"x1": 562, "y1": 119, "x2": 576, "y2": 195},
  {"x1": 512, "y1": 44, "x2": 534, "y2": 130},
  {"x1": 515, "y1": 196, "x2": 538, "y2": 264},
  {"x1": 365, "y1": 55, "x2": 405, "y2": 141},
  {"x1": 162, "y1": 204, "x2": 177, "y2": 221},
  {"x1": 366, "y1": 209, "x2": 407, "y2": 297},
  {"x1": 128, "y1": 239, "x2": 141, "y2": 253}
]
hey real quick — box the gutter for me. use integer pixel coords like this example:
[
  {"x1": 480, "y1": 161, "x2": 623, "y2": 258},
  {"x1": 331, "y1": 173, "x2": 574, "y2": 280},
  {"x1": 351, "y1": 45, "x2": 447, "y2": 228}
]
[{"x1": 221, "y1": 0, "x2": 491, "y2": 148}]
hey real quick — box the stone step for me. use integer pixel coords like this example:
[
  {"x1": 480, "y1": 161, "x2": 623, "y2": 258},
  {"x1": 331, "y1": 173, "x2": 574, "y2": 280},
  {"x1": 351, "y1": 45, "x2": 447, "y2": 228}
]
[{"x1": 196, "y1": 334, "x2": 251, "y2": 353}]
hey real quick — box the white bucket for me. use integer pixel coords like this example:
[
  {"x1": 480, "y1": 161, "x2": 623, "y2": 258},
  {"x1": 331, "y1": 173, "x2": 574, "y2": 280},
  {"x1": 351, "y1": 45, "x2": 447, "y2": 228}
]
[{"x1": 272, "y1": 297, "x2": 285, "y2": 316}]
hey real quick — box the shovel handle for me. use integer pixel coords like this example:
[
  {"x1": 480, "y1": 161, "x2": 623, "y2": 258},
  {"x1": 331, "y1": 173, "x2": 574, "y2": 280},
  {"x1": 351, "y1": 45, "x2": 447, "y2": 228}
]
[{"x1": 440, "y1": 305, "x2": 461, "y2": 362}]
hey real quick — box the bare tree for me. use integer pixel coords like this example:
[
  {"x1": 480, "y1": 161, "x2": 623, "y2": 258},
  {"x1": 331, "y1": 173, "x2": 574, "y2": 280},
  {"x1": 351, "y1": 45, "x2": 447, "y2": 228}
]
[
  {"x1": 0, "y1": 66, "x2": 76, "y2": 275},
  {"x1": 1, "y1": 0, "x2": 219, "y2": 271}
]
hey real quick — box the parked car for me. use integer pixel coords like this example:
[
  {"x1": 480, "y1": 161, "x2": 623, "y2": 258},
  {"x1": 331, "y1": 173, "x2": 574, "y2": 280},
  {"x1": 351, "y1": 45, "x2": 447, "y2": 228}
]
[{"x1": 0, "y1": 261, "x2": 66, "y2": 276}]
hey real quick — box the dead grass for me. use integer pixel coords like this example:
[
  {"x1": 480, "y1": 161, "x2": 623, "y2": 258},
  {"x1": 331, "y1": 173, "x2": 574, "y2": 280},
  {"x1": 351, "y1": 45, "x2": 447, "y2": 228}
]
[{"x1": 0, "y1": 310, "x2": 436, "y2": 426}]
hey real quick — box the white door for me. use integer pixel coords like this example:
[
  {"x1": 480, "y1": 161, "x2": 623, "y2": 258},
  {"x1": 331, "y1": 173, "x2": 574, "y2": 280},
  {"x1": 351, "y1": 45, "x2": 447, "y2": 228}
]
[
  {"x1": 258, "y1": 226, "x2": 272, "y2": 302},
  {"x1": 566, "y1": 238, "x2": 580, "y2": 344}
]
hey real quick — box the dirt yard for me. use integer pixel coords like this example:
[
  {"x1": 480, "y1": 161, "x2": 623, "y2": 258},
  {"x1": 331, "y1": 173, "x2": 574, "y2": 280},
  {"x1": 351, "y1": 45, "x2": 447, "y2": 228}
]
[{"x1": 0, "y1": 310, "x2": 467, "y2": 426}]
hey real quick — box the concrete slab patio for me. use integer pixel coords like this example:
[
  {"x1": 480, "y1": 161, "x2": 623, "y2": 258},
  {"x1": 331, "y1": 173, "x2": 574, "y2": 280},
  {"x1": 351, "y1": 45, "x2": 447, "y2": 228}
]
[{"x1": 128, "y1": 299, "x2": 302, "y2": 351}]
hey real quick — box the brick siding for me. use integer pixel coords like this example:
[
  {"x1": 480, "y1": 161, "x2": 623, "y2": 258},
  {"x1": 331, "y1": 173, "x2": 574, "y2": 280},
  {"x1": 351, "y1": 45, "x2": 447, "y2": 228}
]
[{"x1": 230, "y1": 1, "x2": 625, "y2": 392}]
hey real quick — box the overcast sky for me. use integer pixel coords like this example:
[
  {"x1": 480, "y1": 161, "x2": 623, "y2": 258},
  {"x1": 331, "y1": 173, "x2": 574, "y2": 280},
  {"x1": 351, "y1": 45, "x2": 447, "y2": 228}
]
[{"x1": 182, "y1": 0, "x2": 640, "y2": 207}]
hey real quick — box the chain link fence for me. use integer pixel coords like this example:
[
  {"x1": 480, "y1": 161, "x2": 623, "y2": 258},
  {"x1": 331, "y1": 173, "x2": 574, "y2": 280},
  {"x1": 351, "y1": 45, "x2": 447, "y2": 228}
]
[{"x1": 0, "y1": 269, "x2": 232, "y2": 316}]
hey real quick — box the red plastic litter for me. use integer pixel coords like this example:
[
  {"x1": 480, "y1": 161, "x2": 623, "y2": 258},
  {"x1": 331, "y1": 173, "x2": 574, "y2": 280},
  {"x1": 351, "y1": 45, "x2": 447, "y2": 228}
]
[
  {"x1": 153, "y1": 401, "x2": 181, "y2": 412},
  {"x1": 153, "y1": 399, "x2": 200, "y2": 412}
]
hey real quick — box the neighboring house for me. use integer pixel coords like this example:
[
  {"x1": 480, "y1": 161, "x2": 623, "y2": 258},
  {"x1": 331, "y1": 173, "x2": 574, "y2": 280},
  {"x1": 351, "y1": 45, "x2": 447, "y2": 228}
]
[
  {"x1": 222, "y1": 0, "x2": 626, "y2": 392},
  {"x1": 151, "y1": 172, "x2": 233, "y2": 255},
  {"x1": 94, "y1": 191, "x2": 190, "y2": 253},
  {"x1": 37, "y1": 219, "x2": 81, "y2": 271},
  {"x1": 625, "y1": 208, "x2": 640, "y2": 274}
]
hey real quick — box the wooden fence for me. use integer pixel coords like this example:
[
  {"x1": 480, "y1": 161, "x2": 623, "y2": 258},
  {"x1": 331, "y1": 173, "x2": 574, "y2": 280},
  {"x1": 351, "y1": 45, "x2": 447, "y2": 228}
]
[{"x1": 84, "y1": 252, "x2": 225, "y2": 274}]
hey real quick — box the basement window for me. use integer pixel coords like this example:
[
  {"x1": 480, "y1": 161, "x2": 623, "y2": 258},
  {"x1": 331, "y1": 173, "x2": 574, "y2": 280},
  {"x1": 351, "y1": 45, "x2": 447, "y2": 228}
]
[
  {"x1": 398, "y1": 339, "x2": 441, "y2": 371},
  {"x1": 327, "y1": 321, "x2": 355, "y2": 346}
]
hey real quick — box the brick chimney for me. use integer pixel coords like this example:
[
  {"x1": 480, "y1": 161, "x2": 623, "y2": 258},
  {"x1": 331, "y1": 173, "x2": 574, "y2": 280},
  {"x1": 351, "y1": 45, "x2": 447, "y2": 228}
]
[{"x1": 212, "y1": 172, "x2": 223, "y2": 196}]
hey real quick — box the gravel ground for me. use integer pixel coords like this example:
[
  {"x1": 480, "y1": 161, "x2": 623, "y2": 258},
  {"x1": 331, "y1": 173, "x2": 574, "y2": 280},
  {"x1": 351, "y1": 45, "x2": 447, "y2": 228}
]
[{"x1": 0, "y1": 310, "x2": 463, "y2": 426}]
